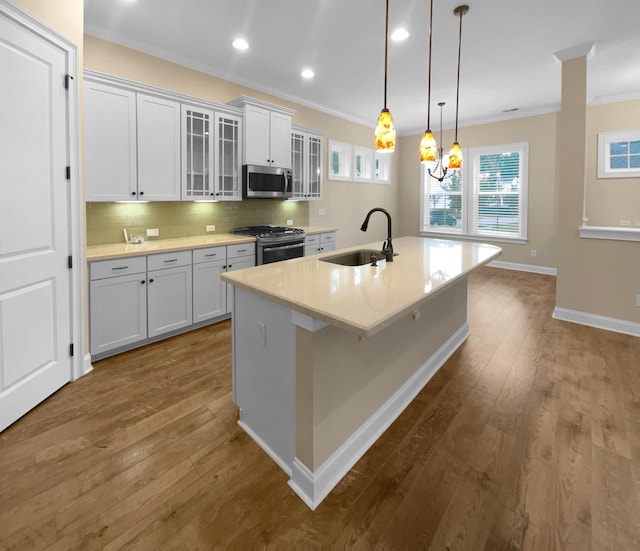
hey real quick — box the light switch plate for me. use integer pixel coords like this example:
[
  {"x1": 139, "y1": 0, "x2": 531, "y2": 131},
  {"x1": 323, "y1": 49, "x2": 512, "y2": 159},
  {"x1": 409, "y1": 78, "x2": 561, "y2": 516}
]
[
  {"x1": 206, "y1": 225, "x2": 216, "y2": 232},
  {"x1": 146, "y1": 228, "x2": 159, "y2": 237},
  {"x1": 256, "y1": 322, "x2": 266, "y2": 346},
  {"x1": 286, "y1": 219, "x2": 293, "y2": 226}
]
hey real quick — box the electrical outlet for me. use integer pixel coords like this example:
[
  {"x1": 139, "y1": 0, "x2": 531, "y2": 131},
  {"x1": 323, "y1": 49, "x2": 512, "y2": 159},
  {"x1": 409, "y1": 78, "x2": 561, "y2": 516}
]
[
  {"x1": 256, "y1": 321, "x2": 266, "y2": 346},
  {"x1": 286, "y1": 219, "x2": 293, "y2": 226},
  {"x1": 318, "y1": 208, "x2": 326, "y2": 216},
  {"x1": 620, "y1": 219, "x2": 632, "y2": 227},
  {"x1": 206, "y1": 225, "x2": 216, "y2": 232},
  {"x1": 146, "y1": 228, "x2": 159, "y2": 237},
  {"x1": 530, "y1": 249, "x2": 537, "y2": 257}
]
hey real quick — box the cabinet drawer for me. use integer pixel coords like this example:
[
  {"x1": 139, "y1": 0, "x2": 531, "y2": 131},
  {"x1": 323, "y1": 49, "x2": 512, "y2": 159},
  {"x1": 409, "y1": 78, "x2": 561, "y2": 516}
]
[
  {"x1": 90, "y1": 256, "x2": 146, "y2": 280},
  {"x1": 227, "y1": 242, "x2": 255, "y2": 259},
  {"x1": 193, "y1": 246, "x2": 225, "y2": 264},
  {"x1": 321, "y1": 232, "x2": 336, "y2": 244},
  {"x1": 305, "y1": 234, "x2": 319, "y2": 245},
  {"x1": 147, "y1": 250, "x2": 191, "y2": 271}
]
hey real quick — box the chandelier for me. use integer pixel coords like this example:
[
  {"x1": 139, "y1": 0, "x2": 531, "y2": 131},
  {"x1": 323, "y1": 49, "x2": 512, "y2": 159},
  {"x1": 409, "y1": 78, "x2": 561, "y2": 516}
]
[
  {"x1": 374, "y1": 0, "x2": 396, "y2": 152},
  {"x1": 419, "y1": 1, "x2": 469, "y2": 178}
]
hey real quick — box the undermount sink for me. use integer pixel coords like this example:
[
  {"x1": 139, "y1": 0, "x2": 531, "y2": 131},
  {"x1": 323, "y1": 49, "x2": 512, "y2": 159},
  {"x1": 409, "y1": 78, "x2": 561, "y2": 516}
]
[{"x1": 320, "y1": 249, "x2": 389, "y2": 266}]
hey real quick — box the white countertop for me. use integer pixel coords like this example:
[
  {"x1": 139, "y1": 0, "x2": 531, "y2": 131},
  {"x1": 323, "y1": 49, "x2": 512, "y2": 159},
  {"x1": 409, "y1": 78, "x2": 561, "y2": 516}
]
[
  {"x1": 86, "y1": 233, "x2": 255, "y2": 261},
  {"x1": 86, "y1": 227, "x2": 337, "y2": 261},
  {"x1": 222, "y1": 236, "x2": 501, "y2": 338}
]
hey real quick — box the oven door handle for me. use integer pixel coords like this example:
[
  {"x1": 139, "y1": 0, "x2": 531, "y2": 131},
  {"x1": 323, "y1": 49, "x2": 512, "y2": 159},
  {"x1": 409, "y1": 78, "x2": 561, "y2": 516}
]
[{"x1": 262, "y1": 242, "x2": 304, "y2": 253}]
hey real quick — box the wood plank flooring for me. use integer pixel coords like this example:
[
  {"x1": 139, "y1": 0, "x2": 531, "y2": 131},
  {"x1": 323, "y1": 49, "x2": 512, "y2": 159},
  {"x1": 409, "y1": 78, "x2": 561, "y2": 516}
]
[{"x1": 1, "y1": 266, "x2": 639, "y2": 550}]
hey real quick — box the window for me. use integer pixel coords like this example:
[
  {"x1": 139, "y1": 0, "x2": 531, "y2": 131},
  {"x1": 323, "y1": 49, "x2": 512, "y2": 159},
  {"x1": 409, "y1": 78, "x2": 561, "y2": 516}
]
[
  {"x1": 328, "y1": 140, "x2": 352, "y2": 181},
  {"x1": 597, "y1": 129, "x2": 640, "y2": 178},
  {"x1": 421, "y1": 142, "x2": 528, "y2": 242},
  {"x1": 374, "y1": 152, "x2": 391, "y2": 184},
  {"x1": 353, "y1": 146, "x2": 373, "y2": 182}
]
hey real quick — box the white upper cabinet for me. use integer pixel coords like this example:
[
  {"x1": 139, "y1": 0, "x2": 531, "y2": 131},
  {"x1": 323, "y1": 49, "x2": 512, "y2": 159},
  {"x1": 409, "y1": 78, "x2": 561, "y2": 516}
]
[
  {"x1": 136, "y1": 94, "x2": 181, "y2": 201},
  {"x1": 182, "y1": 104, "x2": 215, "y2": 199},
  {"x1": 85, "y1": 82, "x2": 137, "y2": 201},
  {"x1": 86, "y1": 72, "x2": 244, "y2": 202},
  {"x1": 85, "y1": 79, "x2": 181, "y2": 202},
  {"x1": 182, "y1": 106, "x2": 242, "y2": 201},
  {"x1": 291, "y1": 125, "x2": 323, "y2": 200},
  {"x1": 213, "y1": 113, "x2": 242, "y2": 200},
  {"x1": 229, "y1": 96, "x2": 295, "y2": 169}
]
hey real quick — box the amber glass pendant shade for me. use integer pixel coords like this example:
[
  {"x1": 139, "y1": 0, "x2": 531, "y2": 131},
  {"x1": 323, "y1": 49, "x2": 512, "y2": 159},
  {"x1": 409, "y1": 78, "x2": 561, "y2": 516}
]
[
  {"x1": 448, "y1": 141, "x2": 462, "y2": 169},
  {"x1": 419, "y1": 130, "x2": 437, "y2": 163},
  {"x1": 375, "y1": 108, "x2": 396, "y2": 152}
]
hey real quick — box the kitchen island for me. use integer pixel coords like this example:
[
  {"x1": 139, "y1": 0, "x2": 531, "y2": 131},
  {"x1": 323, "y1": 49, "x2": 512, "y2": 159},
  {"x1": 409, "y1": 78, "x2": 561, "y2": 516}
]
[{"x1": 221, "y1": 236, "x2": 501, "y2": 509}]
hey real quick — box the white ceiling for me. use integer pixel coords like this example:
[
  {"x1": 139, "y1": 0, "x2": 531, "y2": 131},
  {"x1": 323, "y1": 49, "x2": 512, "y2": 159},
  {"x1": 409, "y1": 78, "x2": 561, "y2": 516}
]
[{"x1": 84, "y1": 0, "x2": 640, "y2": 136}]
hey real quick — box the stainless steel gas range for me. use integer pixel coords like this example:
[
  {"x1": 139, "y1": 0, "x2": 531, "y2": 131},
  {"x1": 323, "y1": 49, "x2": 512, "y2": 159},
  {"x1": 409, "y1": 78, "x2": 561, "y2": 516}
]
[{"x1": 231, "y1": 225, "x2": 305, "y2": 265}]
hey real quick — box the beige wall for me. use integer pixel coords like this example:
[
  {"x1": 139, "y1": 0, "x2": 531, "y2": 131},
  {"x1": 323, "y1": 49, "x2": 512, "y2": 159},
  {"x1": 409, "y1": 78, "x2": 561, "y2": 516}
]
[
  {"x1": 13, "y1": 0, "x2": 83, "y2": 49},
  {"x1": 296, "y1": 277, "x2": 468, "y2": 470},
  {"x1": 84, "y1": 35, "x2": 400, "y2": 250},
  {"x1": 397, "y1": 113, "x2": 558, "y2": 269},
  {"x1": 585, "y1": 99, "x2": 640, "y2": 227},
  {"x1": 555, "y1": 56, "x2": 640, "y2": 325}
]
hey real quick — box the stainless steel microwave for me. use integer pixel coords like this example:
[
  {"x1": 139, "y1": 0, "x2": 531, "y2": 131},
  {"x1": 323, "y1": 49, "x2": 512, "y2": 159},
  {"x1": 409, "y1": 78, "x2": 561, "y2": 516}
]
[{"x1": 242, "y1": 164, "x2": 292, "y2": 199}]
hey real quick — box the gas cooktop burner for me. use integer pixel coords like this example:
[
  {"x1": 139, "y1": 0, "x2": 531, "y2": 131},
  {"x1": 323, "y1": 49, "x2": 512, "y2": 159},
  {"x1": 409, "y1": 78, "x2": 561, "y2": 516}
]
[{"x1": 232, "y1": 225, "x2": 305, "y2": 239}]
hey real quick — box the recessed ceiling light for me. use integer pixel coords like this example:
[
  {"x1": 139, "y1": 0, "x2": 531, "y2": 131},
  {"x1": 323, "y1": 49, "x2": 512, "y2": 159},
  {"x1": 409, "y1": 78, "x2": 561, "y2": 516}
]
[
  {"x1": 391, "y1": 28, "x2": 409, "y2": 41},
  {"x1": 301, "y1": 68, "x2": 315, "y2": 79},
  {"x1": 232, "y1": 38, "x2": 249, "y2": 50}
]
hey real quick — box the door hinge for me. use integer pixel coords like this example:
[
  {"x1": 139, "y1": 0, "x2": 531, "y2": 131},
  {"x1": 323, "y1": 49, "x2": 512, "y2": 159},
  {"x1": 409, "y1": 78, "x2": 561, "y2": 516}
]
[
  {"x1": 69, "y1": 343, "x2": 74, "y2": 357},
  {"x1": 65, "y1": 74, "x2": 74, "y2": 90},
  {"x1": 66, "y1": 166, "x2": 71, "y2": 180},
  {"x1": 68, "y1": 255, "x2": 73, "y2": 269}
]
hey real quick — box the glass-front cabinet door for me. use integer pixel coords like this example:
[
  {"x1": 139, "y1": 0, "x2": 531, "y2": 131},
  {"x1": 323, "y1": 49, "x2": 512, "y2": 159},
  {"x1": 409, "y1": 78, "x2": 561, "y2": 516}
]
[
  {"x1": 290, "y1": 126, "x2": 323, "y2": 200},
  {"x1": 182, "y1": 105, "x2": 214, "y2": 199},
  {"x1": 214, "y1": 113, "x2": 241, "y2": 200},
  {"x1": 291, "y1": 131, "x2": 305, "y2": 198},
  {"x1": 307, "y1": 135, "x2": 322, "y2": 199}
]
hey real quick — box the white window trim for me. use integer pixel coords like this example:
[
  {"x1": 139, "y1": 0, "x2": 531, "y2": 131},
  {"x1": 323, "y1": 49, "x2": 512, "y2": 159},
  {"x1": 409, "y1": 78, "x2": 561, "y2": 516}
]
[
  {"x1": 579, "y1": 225, "x2": 640, "y2": 242},
  {"x1": 353, "y1": 145, "x2": 374, "y2": 182},
  {"x1": 420, "y1": 142, "x2": 529, "y2": 243},
  {"x1": 597, "y1": 129, "x2": 640, "y2": 179},
  {"x1": 327, "y1": 139, "x2": 353, "y2": 181},
  {"x1": 373, "y1": 152, "x2": 391, "y2": 184}
]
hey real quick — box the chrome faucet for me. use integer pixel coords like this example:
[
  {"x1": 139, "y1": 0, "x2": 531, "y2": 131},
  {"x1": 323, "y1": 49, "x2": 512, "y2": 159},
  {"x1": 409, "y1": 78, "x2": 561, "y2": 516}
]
[{"x1": 360, "y1": 208, "x2": 394, "y2": 262}]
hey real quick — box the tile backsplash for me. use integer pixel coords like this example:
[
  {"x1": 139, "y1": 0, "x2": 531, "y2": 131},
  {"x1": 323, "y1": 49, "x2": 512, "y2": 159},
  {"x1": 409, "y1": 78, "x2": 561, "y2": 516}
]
[{"x1": 86, "y1": 200, "x2": 310, "y2": 246}]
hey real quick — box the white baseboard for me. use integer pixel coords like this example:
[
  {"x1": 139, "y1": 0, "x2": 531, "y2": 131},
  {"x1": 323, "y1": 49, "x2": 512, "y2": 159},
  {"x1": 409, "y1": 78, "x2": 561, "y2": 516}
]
[
  {"x1": 488, "y1": 259, "x2": 557, "y2": 276},
  {"x1": 238, "y1": 417, "x2": 293, "y2": 477},
  {"x1": 553, "y1": 307, "x2": 640, "y2": 337},
  {"x1": 83, "y1": 354, "x2": 93, "y2": 376},
  {"x1": 287, "y1": 322, "x2": 470, "y2": 510}
]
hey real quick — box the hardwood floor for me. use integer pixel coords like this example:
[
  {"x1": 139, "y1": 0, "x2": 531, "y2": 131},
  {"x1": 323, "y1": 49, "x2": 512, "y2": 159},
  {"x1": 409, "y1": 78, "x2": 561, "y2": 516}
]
[{"x1": 1, "y1": 267, "x2": 639, "y2": 550}]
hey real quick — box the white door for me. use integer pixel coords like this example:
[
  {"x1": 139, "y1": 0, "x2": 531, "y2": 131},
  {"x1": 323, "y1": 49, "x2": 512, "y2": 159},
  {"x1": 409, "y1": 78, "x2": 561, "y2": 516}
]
[{"x1": 0, "y1": 11, "x2": 72, "y2": 431}]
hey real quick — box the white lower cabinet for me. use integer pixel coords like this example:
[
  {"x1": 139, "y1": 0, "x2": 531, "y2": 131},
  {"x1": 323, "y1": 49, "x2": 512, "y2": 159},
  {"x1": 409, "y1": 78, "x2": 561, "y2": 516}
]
[
  {"x1": 305, "y1": 231, "x2": 336, "y2": 256},
  {"x1": 89, "y1": 257, "x2": 147, "y2": 356},
  {"x1": 147, "y1": 251, "x2": 193, "y2": 338},
  {"x1": 193, "y1": 246, "x2": 227, "y2": 322},
  {"x1": 224, "y1": 243, "x2": 256, "y2": 313},
  {"x1": 90, "y1": 242, "x2": 257, "y2": 358}
]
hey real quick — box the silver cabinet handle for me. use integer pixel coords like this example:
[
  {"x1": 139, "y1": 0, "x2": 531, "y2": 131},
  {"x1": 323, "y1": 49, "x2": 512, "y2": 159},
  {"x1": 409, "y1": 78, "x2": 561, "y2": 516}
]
[
  {"x1": 111, "y1": 266, "x2": 128, "y2": 270},
  {"x1": 163, "y1": 259, "x2": 178, "y2": 263},
  {"x1": 236, "y1": 248, "x2": 247, "y2": 253},
  {"x1": 204, "y1": 253, "x2": 217, "y2": 257}
]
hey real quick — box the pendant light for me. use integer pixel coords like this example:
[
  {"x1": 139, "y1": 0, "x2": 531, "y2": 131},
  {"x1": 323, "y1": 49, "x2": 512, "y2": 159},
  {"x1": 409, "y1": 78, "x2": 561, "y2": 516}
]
[
  {"x1": 419, "y1": 2, "x2": 469, "y2": 173},
  {"x1": 375, "y1": 0, "x2": 396, "y2": 152},
  {"x1": 448, "y1": 5, "x2": 469, "y2": 170},
  {"x1": 419, "y1": 0, "x2": 436, "y2": 164}
]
